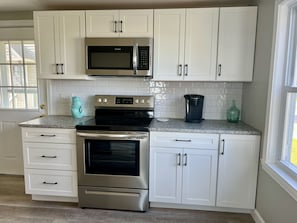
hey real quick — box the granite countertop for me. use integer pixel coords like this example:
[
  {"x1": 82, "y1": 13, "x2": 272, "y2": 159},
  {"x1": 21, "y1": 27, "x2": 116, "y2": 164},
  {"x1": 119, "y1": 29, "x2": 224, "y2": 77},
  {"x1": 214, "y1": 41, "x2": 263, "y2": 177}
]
[
  {"x1": 149, "y1": 119, "x2": 260, "y2": 135},
  {"x1": 19, "y1": 116, "x2": 260, "y2": 135},
  {"x1": 18, "y1": 115, "x2": 93, "y2": 129}
]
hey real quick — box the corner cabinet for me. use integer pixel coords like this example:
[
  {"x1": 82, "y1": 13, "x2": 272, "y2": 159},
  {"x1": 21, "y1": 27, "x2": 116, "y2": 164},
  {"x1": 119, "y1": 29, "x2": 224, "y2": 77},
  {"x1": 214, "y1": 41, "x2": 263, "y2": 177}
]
[
  {"x1": 21, "y1": 127, "x2": 78, "y2": 202},
  {"x1": 153, "y1": 6, "x2": 257, "y2": 82},
  {"x1": 216, "y1": 134, "x2": 260, "y2": 209},
  {"x1": 149, "y1": 132, "x2": 219, "y2": 206},
  {"x1": 86, "y1": 10, "x2": 153, "y2": 37},
  {"x1": 34, "y1": 11, "x2": 89, "y2": 80},
  {"x1": 153, "y1": 8, "x2": 219, "y2": 81}
]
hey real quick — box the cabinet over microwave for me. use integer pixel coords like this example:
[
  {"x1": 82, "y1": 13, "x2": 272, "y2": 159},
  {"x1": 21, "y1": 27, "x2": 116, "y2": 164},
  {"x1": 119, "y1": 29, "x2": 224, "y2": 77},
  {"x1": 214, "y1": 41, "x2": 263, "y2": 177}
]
[{"x1": 85, "y1": 38, "x2": 152, "y2": 77}]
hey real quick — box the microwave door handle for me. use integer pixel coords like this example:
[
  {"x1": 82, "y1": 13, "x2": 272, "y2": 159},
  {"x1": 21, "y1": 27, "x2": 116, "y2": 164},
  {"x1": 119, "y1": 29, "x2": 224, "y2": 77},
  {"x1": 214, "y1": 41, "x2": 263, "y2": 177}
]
[{"x1": 133, "y1": 44, "x2": 138, "y2": 75}]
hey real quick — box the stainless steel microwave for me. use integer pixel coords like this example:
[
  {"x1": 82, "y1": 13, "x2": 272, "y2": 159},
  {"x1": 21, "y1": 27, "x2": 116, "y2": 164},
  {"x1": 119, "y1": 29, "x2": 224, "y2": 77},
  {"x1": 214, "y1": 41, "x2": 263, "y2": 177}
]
[{"x1": 85, "y1": 38, "x2": 152, "y2": 77}]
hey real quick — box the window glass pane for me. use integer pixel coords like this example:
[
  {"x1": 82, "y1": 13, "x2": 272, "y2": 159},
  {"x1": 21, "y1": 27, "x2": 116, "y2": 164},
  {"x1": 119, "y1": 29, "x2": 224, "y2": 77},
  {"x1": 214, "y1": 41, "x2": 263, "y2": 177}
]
[
  {"x1": 13, "y1": 88, "x2": 26, "y2": 109},
  {"x1": 23, "y1": 41, "x2": 35, "y2": 63},
  {"x1": 11, "y1": 65, "x2": 24, "y2": 86},
  {"x1": 25, "y1": 65, "x2": 37, "y2": 86},
  {"x1": 0, "y1": 87, "x2": 13, "y2": 108},
  {"x1": 285, "y1": 93, "x2": 297, "y2": 168},
  {"x1": 0, "y1": 40, "x2": 38, "y2": 110},
  {"x1": 10, "y1": 41, "x2": 23, "y2": 64},
  {"x1": 0, "y1": 41, "x2": 10, "y2": 64},
  {"x1": 0, "y1": 65, "x2": 12, "y2": 86},
  {"x1": 290, "y1": 96, "x2": 297, "y2": 167},
  {"x1": 26, "y1": 88, "x2": 38, "y2": 109}
]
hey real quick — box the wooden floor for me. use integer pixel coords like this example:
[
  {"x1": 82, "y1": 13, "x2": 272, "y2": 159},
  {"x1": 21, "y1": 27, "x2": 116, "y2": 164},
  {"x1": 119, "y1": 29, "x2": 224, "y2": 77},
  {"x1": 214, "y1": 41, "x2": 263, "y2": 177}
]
[{"x1": 0, "y1": 175, "x2": 255, "y2": 223}]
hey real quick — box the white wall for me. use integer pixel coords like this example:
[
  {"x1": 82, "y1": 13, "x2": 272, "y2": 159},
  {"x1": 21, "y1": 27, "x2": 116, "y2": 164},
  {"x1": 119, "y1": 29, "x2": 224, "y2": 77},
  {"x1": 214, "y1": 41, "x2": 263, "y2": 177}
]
[
  {"x1": 242, "y1": 0, "x2": 297, "y2": 222},
  {"x1": 48, "y1": 78, "x2": 243, "y2": 120}
]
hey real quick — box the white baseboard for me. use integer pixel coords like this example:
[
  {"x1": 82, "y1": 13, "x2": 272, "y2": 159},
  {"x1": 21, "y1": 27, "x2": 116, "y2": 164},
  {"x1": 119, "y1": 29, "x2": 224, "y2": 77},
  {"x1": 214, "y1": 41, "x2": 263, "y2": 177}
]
[{"x1": 251, "y1": 209, "x2": 265, "y2": 223}]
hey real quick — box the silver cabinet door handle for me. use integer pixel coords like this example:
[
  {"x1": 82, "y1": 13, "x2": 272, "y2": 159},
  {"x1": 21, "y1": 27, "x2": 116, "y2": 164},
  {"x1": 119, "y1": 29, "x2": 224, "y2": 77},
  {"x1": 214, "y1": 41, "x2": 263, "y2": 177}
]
[
  {"x1": 218, "y1": 64, "x2": 222, "y2": 76},
  {"x1": 114, "y1": 21, "x2": 118, "y2": 33},
  {"x1": 56, "y1": 64, "x2": 59, "y2": 74},
  {"x1": 119, "y1": 20, "x2": 123, "y2": 32},
  {"x1": 60, "y1": 64, "x2": 64, "y2": 74},
  {"x1": 221, "y1": 139, "x2": 225, "y2": 155},
  {"x1": 178, "y1": 64, "x2": 182, "y2": 76},
  {"x1": 183, "y1": 153, "x2": 188, "y2": 166},
  {"x1": 184, "y1": 64, "x2": 188, "y2": 76},
  {"x1": 177, "y1": 153, "x2": 181, "y2": 166}
]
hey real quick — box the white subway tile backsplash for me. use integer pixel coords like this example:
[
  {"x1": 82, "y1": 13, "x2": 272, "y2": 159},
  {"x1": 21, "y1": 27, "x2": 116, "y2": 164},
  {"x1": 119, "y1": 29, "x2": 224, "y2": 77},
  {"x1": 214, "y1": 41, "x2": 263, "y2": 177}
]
[{"x1": 49, "y1": 78, "x2": 242, "y2": 120}]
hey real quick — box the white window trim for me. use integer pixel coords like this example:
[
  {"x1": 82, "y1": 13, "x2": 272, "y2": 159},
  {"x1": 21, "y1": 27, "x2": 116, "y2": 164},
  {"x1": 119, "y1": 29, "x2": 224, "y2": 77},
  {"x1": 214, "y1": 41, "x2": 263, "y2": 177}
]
[{"x1": 262, "y1": 0, "x2": 297, "y2": 202}]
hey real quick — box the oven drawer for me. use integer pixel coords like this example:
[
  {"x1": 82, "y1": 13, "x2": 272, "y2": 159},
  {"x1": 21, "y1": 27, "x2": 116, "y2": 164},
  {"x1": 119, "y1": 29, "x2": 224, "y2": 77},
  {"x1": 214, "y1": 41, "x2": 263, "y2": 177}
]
[
  {"x1": 22, "y1": 128, "x2": 76, "y2": 144},
  {"x1": 24, "y1": 169, "x2": 78, "y2": 197},
  {"x1": 23, "y1": 143, "x2": 77, "y2": 170},
  {"x1": 150, "y1": 132, "x2": 219, "y2": 150}
]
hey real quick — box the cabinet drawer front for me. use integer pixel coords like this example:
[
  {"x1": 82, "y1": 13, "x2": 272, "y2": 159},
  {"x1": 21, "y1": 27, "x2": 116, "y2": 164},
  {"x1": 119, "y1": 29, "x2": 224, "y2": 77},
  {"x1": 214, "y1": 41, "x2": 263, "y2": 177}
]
[
  {"x1": 150, "y1": 132, "x2": 219, "y2": 150},
  {"x1": 23, "y1": 143, "x2": 77, "y2": 170},
  {"x1": 24, "y1": 169, "x2": 77, "y2": 197},
  {"x1": 22, "y1": 128, "x2": 76, "y2": 143}
]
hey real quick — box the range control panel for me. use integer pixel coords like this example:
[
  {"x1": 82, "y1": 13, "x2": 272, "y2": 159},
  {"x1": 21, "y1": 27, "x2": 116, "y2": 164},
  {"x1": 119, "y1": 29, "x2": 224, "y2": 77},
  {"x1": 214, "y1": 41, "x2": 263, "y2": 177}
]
[{"x1": 95, "y1": 95, "x2": 154, "y2": 109}]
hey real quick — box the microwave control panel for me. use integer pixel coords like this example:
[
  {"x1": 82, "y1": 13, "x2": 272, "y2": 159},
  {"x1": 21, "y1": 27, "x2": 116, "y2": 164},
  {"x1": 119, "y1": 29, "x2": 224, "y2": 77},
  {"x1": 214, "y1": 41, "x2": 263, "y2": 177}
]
[{"x1": 138, "y1": 47, "x2": 149, "y2": 70}]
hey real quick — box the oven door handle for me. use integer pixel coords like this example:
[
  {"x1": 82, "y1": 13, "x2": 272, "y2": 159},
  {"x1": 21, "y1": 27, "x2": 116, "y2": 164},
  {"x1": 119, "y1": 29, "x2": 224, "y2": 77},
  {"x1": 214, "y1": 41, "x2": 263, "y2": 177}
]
[{"x1": 77, "y1": 132, "x2": 147, "y2": 140}]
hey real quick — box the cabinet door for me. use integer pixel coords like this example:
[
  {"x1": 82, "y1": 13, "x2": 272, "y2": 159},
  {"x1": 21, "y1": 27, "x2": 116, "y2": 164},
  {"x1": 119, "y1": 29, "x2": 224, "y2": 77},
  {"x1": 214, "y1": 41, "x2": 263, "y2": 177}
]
[
  {"x1": 216, "y1": 134, "x2": 260, "y2": 209},
  {"x1": 34, "y1": 12, "x2": 60, "y2": 77},
  {"x1": 217, "y1": 7, "x2": 257, "y2": 81},
  {"x1": 182, "y1": 149, "x2": 218, "y2": 206},
  {"x1": 149, "y1": 147, "x2": 182, "y2": 203},
  {"x1": 184, "y1": 8, "x2": 219, "y2": 81},
  {"x1": 153, "y1": 9, "x2": 185, "y2": 81},
  {"x1": 119, "y1": 10, "x2": 153, "y2": 37},
  {"x1": 59, "y1": 11, "x2": 86, "y2": 78},
  {"x1": 86, "y1": 10, "x2": 119, "y2": 37}
]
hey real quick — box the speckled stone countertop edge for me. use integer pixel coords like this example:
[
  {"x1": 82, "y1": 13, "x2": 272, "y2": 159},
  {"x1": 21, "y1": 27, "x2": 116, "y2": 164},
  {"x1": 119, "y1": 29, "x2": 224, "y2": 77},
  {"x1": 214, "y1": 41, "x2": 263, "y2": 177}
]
[
  {"x1": 149, "y1": 119, "x2": 261, "y2": 135},
  {"x1": 18, "y1": 115, "x2": 93, "y2": 129},
  {"x1": 18, "y1": 116, "x2": 261, "y2": 135}
]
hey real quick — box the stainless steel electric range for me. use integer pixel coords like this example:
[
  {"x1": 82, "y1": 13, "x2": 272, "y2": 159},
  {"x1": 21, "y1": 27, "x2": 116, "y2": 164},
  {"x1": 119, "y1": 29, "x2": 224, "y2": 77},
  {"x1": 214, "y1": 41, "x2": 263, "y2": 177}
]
[{"x1": 76, "y1": 95, "x2": 154, "y2": 212}]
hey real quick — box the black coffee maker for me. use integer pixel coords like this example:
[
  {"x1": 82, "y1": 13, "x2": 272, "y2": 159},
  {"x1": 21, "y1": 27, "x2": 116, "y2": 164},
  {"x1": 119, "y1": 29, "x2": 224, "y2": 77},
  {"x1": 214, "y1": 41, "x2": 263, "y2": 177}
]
[{"x1": 184, "y1": 94, "x2": 204, "y2": 123}]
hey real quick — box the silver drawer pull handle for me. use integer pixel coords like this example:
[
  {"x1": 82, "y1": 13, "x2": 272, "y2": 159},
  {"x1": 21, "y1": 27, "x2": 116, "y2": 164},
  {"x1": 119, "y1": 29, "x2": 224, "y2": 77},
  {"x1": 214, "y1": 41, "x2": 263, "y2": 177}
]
[
  {"x1": 40, "y1": 134, "x2": 56, "y2": 137},
  {"x1": 175, "y1": 139, "x2": 192, "y2": 142},
  {"x1": 41, "y1": 155, "x2": 57, "y2": 159},
  {"x1": 43, "y1": 181, "x2": 58, "y2": 185}
]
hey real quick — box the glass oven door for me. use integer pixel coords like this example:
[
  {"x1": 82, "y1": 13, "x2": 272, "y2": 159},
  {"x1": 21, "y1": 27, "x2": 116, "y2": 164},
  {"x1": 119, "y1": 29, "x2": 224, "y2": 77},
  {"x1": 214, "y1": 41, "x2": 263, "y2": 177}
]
[
  {"x1": 85, "y1": 139, "x2": 140, "y2": 176},
  {"x1": 76, "y1": 131, "x2": 149, "y2": 189}
]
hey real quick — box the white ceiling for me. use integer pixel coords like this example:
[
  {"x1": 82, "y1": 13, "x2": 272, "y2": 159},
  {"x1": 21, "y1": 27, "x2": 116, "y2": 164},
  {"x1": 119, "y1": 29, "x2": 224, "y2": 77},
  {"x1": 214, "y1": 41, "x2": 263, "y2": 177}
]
[{"x1": 0, "y1": 0, "x2": 256, "y2": 11}]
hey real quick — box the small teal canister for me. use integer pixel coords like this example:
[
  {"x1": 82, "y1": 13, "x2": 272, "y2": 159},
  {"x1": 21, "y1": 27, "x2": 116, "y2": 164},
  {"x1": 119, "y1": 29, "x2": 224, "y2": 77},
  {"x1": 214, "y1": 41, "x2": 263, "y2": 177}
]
[
  {"x1": 227, "y1": 100, "x2": 240, "y2": 123},
  {"x1": 71, "y1": 96, "x2": 84, "y2": 118}
]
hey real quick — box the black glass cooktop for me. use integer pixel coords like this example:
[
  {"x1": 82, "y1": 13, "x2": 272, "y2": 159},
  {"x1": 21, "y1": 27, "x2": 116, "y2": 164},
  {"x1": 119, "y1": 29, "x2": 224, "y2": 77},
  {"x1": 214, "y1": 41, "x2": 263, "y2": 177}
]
[{"x1": 76, "y1": 109, "x2": 154, "y2": 132}]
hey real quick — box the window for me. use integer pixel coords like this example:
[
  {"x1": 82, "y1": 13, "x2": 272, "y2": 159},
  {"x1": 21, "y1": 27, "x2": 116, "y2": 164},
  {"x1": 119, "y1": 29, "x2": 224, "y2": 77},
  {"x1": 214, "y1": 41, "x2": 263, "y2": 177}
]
[
  {"x1": 263, "y1": 0, "x2": 297, "y2": 201},
  {"x1": 0, "y1": 40, "x2": 38, "y2": 109}
]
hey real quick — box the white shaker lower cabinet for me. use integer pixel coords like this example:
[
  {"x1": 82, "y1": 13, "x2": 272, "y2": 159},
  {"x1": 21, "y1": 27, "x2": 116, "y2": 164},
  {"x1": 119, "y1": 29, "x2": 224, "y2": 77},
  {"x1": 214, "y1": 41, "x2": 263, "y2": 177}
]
[
  {"x1": 21, "y1": 128, "x2": 78, "y2": 202},
  {"x1": 149, "y1": 132, "x2": 219, "y2": 206},
  {"x1": 216, "y1": 134, "x2": 260, "y2": 209}
]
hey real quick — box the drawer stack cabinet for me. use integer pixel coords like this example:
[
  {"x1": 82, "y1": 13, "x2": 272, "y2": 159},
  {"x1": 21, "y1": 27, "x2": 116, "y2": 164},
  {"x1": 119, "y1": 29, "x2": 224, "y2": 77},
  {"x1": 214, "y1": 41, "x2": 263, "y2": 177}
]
[{"x1": 21, "y1": 127, "x2": 78, "y2": 201}]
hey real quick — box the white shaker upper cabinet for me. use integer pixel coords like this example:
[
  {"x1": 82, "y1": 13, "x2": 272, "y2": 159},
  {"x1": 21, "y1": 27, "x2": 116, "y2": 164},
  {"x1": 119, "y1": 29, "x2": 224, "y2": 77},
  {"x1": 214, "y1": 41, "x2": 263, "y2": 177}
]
[
  {"x1": 153, "y1": 8, "x2": 219, "y2": 81},
  {"x1": 216, "y1": 7, "x2": 257, "y2": 81},
  {"x1": 34, "y1": 11, "x2": 87, "y2": 79},
  {"x1": 86, "y1": 10, "x2": 153, "y2": 37}
]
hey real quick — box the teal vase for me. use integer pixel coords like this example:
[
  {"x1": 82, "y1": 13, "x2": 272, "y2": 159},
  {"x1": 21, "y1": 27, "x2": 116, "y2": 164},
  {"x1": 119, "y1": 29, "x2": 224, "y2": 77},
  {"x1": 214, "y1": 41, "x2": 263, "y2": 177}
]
[
  {"x1": 71, "y1": 96, "x2": 84, "y2": 118},
  {"x1": 227, "y1": 100, "x2": 240, "y2": 123}
]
